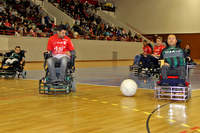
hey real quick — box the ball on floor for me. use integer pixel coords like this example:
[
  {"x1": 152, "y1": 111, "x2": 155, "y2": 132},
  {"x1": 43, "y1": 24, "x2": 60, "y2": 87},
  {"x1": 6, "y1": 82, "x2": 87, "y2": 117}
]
[{"x1": 120, "y1": 79, "x2": 138, "y2": 96}]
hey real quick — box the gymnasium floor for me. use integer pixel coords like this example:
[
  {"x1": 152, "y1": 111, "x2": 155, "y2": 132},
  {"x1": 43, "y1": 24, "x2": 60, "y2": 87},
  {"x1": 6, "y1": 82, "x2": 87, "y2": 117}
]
[{"x1": 0, "y1": 61, "x2": 200, "y2": 133}]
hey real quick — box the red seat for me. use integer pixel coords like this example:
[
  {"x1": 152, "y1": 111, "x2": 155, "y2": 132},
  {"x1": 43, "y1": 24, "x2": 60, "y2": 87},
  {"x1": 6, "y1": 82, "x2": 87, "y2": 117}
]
[
  {"x1": 167, "y1": 76, "x2": 179, "y2": 79},
  {"x1": 160, "y1": 75, "x2": 179, "y2": 79}
]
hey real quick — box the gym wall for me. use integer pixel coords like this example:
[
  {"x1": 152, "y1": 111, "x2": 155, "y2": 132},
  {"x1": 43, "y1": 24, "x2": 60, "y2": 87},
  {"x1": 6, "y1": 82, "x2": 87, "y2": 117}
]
[
  {"x1": 116, "y1": 0, "x2": 200, "y2": 34},
  {"x1": 1, "y1": 36, "x2": 143, "y2": 61}
]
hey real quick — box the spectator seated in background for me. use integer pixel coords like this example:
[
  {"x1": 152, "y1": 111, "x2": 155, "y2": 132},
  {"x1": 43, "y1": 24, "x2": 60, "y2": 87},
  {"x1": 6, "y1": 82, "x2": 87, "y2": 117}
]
[
  {"x1": 152, "y1": 36, "x2": 165, "y2": 59},
  {"x1": 150, "y1": 36, "x2": 166, "y2": 67},
  {"x1": 184, "y1": 44, "x2": 196, "y2": 65},
  {"x1": 159, "y1": 34, "x2": 186, "y2": 86},
  {"x1": 133, "y1": 40, "x2": 152, "y2": 66},
  {"x1": 0, "y1": 1, "x2": 54, "y2": 37},
  {"x1": 49, "y1": 0, "x2": 141, "y2": 42}
]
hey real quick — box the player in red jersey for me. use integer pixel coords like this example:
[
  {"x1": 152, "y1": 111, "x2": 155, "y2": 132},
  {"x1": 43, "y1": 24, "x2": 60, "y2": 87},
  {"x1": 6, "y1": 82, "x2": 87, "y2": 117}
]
[
  {"x1": 152, "y1": 37, "x2": 165, "y2": 59},
  {"x1": 47, "y1": 24, "x2": 75, "y2": 82},
  {"x1": 143, "y1": 41, "x2": 153, "y2": 55},
  {"x1": 149, "y1": 36, "x2": 165, "y2": 67},
  {"x1": 133, "y1": 40, "x2": 153, "y2": 65}
]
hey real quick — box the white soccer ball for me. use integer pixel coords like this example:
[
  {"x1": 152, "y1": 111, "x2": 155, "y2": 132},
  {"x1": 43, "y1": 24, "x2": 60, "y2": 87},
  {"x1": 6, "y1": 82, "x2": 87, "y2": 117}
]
[{"x1": 120, "y1": 79, "x2": 138, "y2": 96}]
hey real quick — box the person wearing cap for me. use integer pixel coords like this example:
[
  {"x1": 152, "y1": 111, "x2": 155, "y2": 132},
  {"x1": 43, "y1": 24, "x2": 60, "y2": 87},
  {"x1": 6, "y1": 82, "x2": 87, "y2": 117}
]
[{"x1": 47, "y1": 24, "x2": 75, "y2": 82}]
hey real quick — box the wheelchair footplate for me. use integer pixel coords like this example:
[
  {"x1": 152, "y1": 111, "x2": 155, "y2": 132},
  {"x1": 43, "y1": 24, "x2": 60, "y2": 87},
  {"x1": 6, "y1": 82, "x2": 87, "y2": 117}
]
[{"x1": 39, "y1": 78, "x2": 71, "y2": 95}]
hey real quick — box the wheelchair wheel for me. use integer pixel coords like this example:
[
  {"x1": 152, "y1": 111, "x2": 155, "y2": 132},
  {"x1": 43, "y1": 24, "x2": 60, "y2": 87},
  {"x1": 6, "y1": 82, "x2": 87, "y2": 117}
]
[
  {"x1": 129, "y1": 65, "x2": 134, "y2": 71},
  {"x1": 132, "y1": 66, "x2": 140, "y2": 76},
  {"x1": 11, "y1": 74, "x2": 16, "y2": 78},
  {"x1": 39, "y1": 78, "x2": 49, "y2": 94},
  {"x1": 39, "y1": 79, "x2": 43, "y2": 94},
  {"x1": 17, "y1": 70, "x2": 26, "y2": 79},
  {"x1": 71, "y1": 80, "x2": 76, "y2": 92},
  {"x1": 22, "y1": 71, "x2": 27, "y2": 79},
  {"x1": 65, "y1": 85, "x2": 71, "y2": 94},
  {"x1": 7, "y1": 73, "x2": 16, "y2": 78},
  {"x1": 0, "y1": 74, "x2": 5, "y2": 78}
]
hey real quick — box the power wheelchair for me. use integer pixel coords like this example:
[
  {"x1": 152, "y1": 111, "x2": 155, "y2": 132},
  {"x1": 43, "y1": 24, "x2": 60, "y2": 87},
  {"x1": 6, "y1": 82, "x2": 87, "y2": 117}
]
[
  {"x1": 0, "y1": 50, "x2": 26, "y2": 78},
  {"x1": 154, "y1": 62, "x2": 195, "y2": 101},
  {"x1": 39, "y1": 51, "x2": 76, "y2": 95},
  {"x1": 129, "y1": 54, "x2": 160, "y2": 78}
]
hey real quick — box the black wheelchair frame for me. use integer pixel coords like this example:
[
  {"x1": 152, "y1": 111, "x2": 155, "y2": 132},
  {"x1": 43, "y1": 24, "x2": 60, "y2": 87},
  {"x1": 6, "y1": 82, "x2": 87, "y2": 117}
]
[
  {"x1": 0, "y1": 50, "x2": 26, "y2": 78},
  {"x1": 39, "y1": 51, "x2": 76, "y2": 95},
  {"x1": 154, "y1": 63, "x2": 196, "y2": 101},
  {"x1": 129, "y1": 61, "x2": 160, "y2": 79}
]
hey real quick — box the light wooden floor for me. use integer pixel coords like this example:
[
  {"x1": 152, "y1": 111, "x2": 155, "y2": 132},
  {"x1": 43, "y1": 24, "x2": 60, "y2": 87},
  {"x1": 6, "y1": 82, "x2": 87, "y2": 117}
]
[
  {"x1": 24, "y1": 60, "x2": 133, "y2": 70},
  {"x1": 0, "y1": 61, "x2": 200, "y2": 133}
]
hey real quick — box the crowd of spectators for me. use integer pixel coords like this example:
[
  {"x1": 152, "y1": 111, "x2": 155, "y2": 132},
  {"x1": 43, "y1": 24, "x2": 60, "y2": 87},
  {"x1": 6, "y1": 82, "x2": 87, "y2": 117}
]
[
  {"x1": 0, "y1": 0, "x2": 55, "y2": 37},
  {"x1": 50, "y1": 0, "x2": 143, "y2": 41},
  {"x1": 0, "y1": 0, "x2": 143, "y2": 42},
  {"x1": 51, "y1": 0, "x2": 115, "y2": 12}
]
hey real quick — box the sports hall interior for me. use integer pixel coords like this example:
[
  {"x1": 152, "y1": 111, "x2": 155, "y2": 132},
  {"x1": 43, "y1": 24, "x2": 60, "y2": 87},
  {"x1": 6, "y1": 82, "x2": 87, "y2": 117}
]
[{"x1": 0, "y1": 0, "x2": 200, "y2": 133}]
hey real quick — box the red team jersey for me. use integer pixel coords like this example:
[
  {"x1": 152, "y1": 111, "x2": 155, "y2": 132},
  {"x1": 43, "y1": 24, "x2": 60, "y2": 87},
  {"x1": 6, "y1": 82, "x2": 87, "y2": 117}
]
[
  {"x1": 153, "y1": 44, "x2": 165, "y2": 56},
  {"x1": 143, "y1": 45, "x2": 152, "y2": 54},
  {"x1": 47, "y1": 34, "x2": 74, "y2": 55}
]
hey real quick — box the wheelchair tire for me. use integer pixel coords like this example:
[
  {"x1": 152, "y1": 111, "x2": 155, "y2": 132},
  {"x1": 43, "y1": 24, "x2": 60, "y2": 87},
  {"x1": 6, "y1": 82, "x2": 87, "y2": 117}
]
[
  {"x1": 39, "y1": 78, "x2": 49, "y2": 94},
  {"x1": 65, "y1": 86, "x2": 71, "y2": 94},
  {"x1": 39, "y1": 79, "x2": 43, "y2": 94},
  {"x1": 22, "y1": 71, "x2": 27, "y2": 79},
  {"x1": 11, "y1": 74, "x2": 16, "y2": 78},
  {"x1": 71, "y1": 80, "x2": 76, "y2": 92},
  {"x1": 129, "y1": 65, "x2": 134, "y2": 71}
]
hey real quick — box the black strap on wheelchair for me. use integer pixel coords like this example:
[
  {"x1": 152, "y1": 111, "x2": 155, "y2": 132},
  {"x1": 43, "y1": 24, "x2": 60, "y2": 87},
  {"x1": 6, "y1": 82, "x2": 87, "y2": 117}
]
[
  {"x1": 70, "y1": 55, "x2": 76, "y2": 73},
  {"x1": 43, "y1": 51, "x2": 52, "y2": 70},
  {"x1": 70, "y1": 50, "x2": 76, "y2": 73}
]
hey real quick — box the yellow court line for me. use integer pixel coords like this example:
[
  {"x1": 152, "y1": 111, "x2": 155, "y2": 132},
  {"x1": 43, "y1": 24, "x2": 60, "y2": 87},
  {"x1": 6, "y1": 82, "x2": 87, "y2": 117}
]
[
  {"x1": 144, "y1": 112, "x2": 151, "y2": 115},
  {"x1": 156, "y1": 115, "x2": 163, "y2": 118},
  {"x1": 73, "y1": 96, "x2": 79, "y2": 98},
  {"x1": 101, "y1": 101, "x2": 108, "y2": 104},
  {"x1": 181, "y1": 124, "x2": 191, "y2": 128},
  {"x1": 132, "y1": 109, "x2": 140, "y2": 112},
  {"x1": 82, "y1": 98, "x2": 88, "y2": 100},
  {"x1": 72, "y1": 95, "x2": 195, "y2": 133},
  {"x1": 121, "y1": 106, "x2": 129, "y2": 109},
  {"x1": 91, "y1": 99, "x2": 98, "y2": 102},
  {"x1": 168, "y1": 119, "x2": 176, "y2": 123}
]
